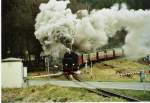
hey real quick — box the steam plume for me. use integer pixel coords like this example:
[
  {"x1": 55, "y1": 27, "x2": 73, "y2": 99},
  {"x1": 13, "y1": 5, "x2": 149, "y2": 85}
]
[{"x1": 35, "y1": 0, "x2": 150, "y2": 58}]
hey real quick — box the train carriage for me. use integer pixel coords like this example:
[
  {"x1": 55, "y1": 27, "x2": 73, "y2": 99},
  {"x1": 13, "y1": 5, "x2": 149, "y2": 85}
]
[
  {"x1": 89, "y1": 53, "x2": 97, "y2": 61},
  {"x1": 106, "y1": 50, "x2": 114, "y2": 59},
  {"x1": 77, "y1": 53, "x2": 83, "y2": 66},
  {"x1": 114, "y1": 48, "x2": 124, "y2": 57},
  {"x1": 82, "y1": 54, "x2": 89, "y2": 63},
  {"x1": 98, "y1": 51, "x2": 106, "y2": 60}
]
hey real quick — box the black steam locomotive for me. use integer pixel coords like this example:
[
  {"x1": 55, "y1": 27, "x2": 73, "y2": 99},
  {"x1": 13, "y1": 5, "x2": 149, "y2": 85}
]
[
  {"x1": 62, "y1": 50, "x2": 79, "y2": 75},
  {"x1": 62, "y1": 48, "x2": 124, "y2": 75}
]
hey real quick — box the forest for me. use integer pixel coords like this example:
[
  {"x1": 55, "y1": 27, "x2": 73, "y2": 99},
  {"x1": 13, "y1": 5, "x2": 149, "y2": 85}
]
[{"x1": 2, "y1": 0, "x2": 150, "y2": 59}]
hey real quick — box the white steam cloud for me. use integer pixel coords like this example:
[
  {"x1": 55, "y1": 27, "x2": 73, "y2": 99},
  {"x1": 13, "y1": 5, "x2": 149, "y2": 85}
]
[{"x1": 35, "y1": 0, "x2": 150, "y2": 58}]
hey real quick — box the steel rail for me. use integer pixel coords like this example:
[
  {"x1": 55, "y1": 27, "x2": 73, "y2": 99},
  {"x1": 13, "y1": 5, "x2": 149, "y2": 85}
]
[{"x1": 70, "y1": 74, "x2": 141, "y2": 102}]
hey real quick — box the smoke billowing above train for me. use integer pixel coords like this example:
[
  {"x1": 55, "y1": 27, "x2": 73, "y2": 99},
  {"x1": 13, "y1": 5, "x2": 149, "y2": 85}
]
[{"x1": 34, "y1": 0, "x2": 150, "y2": 58}]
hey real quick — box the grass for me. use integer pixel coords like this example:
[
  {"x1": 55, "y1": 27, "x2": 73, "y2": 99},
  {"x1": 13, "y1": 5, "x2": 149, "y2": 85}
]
[
  {"x1": 2, "y1": 84, "x2": 126, "y2": 102},
  {"x1": 79, "y1": 59, "x2": 150, "y2": 82}
]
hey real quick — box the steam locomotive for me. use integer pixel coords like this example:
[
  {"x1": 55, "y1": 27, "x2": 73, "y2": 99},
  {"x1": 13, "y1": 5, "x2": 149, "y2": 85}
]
[{"x1": 62, "y1": 48, "x2": 124, "y2": 75}]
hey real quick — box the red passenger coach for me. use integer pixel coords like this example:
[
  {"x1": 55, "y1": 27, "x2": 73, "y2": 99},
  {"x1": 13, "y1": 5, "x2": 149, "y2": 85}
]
[
  {"x1": 89, "y1": 53, "x2": 97, "y2": 61},
  {"x1": 82, "y1": 54, "x2": 89, "y2": 63},
  {"x1": 106, "y1": 50, "x2": 114, "y2": 59},
  {"x1": 114, "y1": 48, "x2": 124, "y2": 57},
  {"x1": 77, "y1": 54, "x2": 83, "y2": 65},
  {"x1": 98, "y1": 51, "x2": 106, "y2": 60}
]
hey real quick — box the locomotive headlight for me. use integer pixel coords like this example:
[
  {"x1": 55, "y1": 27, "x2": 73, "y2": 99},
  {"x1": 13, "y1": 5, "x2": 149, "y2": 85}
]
[{"x1": 65, "y1": 64, "x2": 68, "y2": 66}]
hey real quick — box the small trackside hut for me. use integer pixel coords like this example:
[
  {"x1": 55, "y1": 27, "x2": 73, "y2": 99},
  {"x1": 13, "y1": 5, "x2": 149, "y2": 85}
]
[{"x1": 2, "y1": 58, "x2": 27, "y2": 88}]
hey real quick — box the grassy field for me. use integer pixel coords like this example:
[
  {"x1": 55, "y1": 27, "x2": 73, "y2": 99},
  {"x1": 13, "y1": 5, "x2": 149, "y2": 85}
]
[
  {"x1": 79, "y1": 59, "x2": 150, "y2": 82},
  {"x1": 2, "y1": 84, "x2": 126, "y2": 102},
  {"x1": 2, "y1": 84, "x2": 150, "y2": 102}
]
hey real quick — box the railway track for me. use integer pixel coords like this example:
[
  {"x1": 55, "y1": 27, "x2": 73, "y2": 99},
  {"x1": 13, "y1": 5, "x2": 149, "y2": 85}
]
[
  {"x1": 67, "y1": 74, "x2": 141, "y2": 102},
  {"x1": 96, "y1": 89, "x2": 140, "y2": 102}
]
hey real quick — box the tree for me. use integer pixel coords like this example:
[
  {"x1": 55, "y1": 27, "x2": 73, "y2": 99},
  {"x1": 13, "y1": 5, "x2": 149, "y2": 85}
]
[{"x1": 2, "y1": 0, "x2": 48, "y2": 59}]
